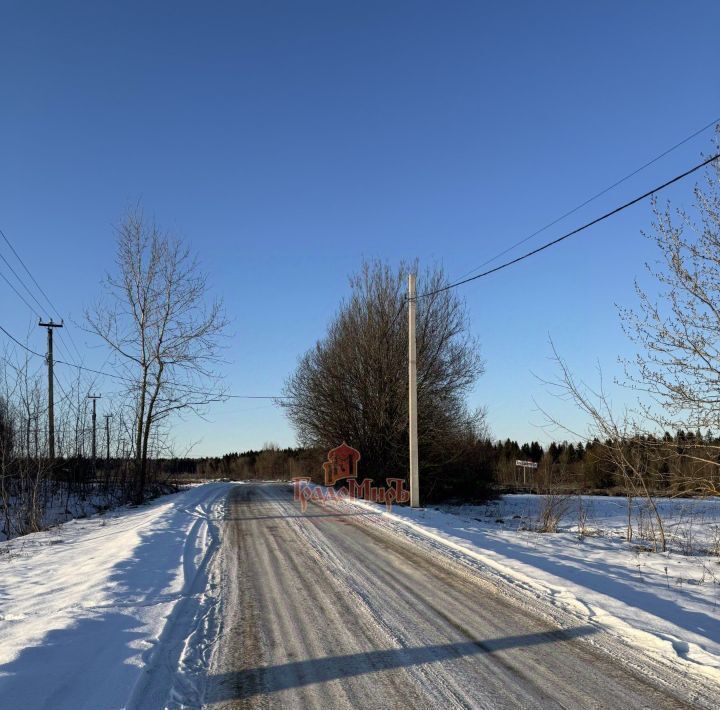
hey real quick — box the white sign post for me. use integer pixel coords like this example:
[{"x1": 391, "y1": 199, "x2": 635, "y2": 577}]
[{"x1": 515, "y1": 459, "x2": 538, "y2": 486}]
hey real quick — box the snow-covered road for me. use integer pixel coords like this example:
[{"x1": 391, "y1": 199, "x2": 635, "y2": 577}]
[
  {"x1": 205, "y1": 483, "x2": 719, "y2": 709},
  {"x1": 2, "y1": 482, "x2": 719, "y2": 708}
]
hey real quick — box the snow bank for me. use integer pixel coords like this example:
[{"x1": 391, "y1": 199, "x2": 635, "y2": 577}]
[{"x1": 0, "y1": 481, "x2": 234, "y2": 710}]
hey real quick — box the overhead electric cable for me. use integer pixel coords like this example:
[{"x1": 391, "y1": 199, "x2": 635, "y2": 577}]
[
  {"x1": 0, "y1": 323, "x2": 44, "y2": 358},
  {"x1": 0, "y1": 321, "x2": 289, "y2": 399},
  {"x1": 1, "y1": 227, "x2": 59, "y2": 319},
  {"x1": 455, "y1": 116, "x2": 720, "y2": 281},
  {"x1": 0, "y1": 269, "x2": 43, "y2": 318},
  {"x1": 0, "y1": 226, "x2": 87, "y2": 365},
  {"x1": 418, "y1": 152, "x2": 720, "y2": 299},
  {"x1": 0, "y1": 252, "x2": 49, "y2": 318}
]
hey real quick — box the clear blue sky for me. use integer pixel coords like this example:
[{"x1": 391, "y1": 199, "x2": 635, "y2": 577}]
[{"x1": 1, "y1": 1, "x2": 718, "y2": 455}]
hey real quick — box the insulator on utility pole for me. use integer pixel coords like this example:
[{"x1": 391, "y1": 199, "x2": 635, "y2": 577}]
[
  {"x1": 39, "y1": 319, "x2": 63, "y2": 460},
  {"x1": 408, "y1": 273, "x2": 419, "y2": 508}
]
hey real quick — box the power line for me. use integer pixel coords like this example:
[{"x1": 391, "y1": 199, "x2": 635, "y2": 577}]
[
  {"x1": 455, "y1": 115, "x2": 720, "y2": 282},
  {"x1": 55, "y1": 325, "x2": 86, "y2": 370},
  {"x1": 52, "y1": 337, "x2": 80, "y2": 375},
  {"x1": 418, "y1": 152, "x2": 720, "y2": 299},
  {"x1": 1, "y1": 227, "x2": 58, "y2": 320},
  {"x1": 53, "y1": 357, "x2": 287, "y2": 398},
  {"x1": 0, "y1": 322, "x2": 289, "y2": 399},
  {"x1": 5, "y1": 154, "x2": 719, "y2": 394},
  {"x1": 0, "y1": 254, "x2": 49, "y2": 318},
  {"x1": 0, "y1": 323, "x2": 44, "y2": 358},
  {"x1": 0, "y1": 226, "x2": 86, "y2": 366},
  {"x1": 53, "y1": 372, "x2": 83, "y2": 420},
  {"x1": 52, "y1": 358, "x2": 291, "y2": 399},
  {"x1": 202, "y1": 394, "x2": 290, "y2": 400},
  {"x1": 0, "y1": 258, "x2": 83, "y2": 388},
  {"x1": 0, "y1": 269, "x2": 43, "y2": 318}
]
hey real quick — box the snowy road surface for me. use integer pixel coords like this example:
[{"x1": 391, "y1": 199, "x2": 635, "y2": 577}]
[
  {"x1": 2, "y1": 482, "x2": 719, "y2": 709},
  {"x1": 205, "y1": 483, "x2": 717, "y2": 709}
]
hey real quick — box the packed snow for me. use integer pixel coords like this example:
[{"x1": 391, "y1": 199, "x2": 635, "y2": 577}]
[
  {"x1": 337, "y1": 490, "x2": 720, "y2": 683},
  {"x1": 0, "y1": 481, "x2": 234, "y2": 710}
]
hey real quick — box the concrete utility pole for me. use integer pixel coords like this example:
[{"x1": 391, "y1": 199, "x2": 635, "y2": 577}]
[
  {"x1": 88, "y1": 394, "x2": 101, "y2": 464},
  {"x1": 39, "y1": 320, "x2": 63, "y2": 460},
  {"x1": 104, "y1": 414, "x2": 112, "y2": 462},
  {"x1": 408, "y1": 273, "x2": 420, "y2": 508}
]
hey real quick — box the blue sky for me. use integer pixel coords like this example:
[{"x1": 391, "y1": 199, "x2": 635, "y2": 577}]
[{"x1": 1, "y1": 1, "x2": 718, "y2": 455}]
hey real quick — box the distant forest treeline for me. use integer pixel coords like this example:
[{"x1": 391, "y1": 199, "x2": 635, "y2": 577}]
[{"x1": 185, "y1": 430, "x2": 720, "y2": 501}]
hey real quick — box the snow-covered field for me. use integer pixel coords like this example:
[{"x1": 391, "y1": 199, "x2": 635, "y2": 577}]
[
  {"x1": 0, "y1": 488, "x2": 130, "y2": 542},
  {"x1": 0, "y1": 481, "x2": 234, "y2": 710},
  {"x1": 344, "y1": 492, "x2": 720, "y2": 682}
]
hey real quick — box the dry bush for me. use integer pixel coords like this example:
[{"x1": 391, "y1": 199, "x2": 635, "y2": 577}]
[{"x1": 537, "y1": 493, "x2": 572, "y2": 533}]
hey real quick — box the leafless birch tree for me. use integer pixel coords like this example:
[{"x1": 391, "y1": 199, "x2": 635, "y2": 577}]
[
  {"x1": 619, "y1": 145, "x2": 720, "y2": 495},
  {"x1": 544, "y1": 142, "x2": 720, "y2": 551},
  {"x1": 86, "y1": 211, "x2": 227, "y2": 503}
]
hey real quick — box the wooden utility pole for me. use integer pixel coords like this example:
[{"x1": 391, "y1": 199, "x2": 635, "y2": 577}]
[
  {"x1": 408, "y1": 274, "x2": 419, "y2": 508},
  {"x1": 104, "y1": 414, "x2": 112, "y2": 462},
  {"x1": 39, "y1": 320, "x2": 63, "y2": 460},
  {"x1": 88, "y1": 394, "x2": 101, "y2": 464}
]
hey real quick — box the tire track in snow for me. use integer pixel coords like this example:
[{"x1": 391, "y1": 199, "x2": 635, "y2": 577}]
[
  {"x1": 127, "y1": 485, "x2": 231, "y2": 710},
  {"x1": 206, "y1": 484, "x2": 706, "y2": 709}
]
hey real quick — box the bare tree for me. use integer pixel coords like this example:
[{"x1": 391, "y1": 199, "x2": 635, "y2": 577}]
[
  {"x1": 283, "y1": 260, "x2": 487, "y2": 501},
  {"x1": 619, "y1": 142, "x2": 720, "y2": 495},
  {"x1": 541, "y1": 141, "x2": 720, "y2": 553},
  {"x1": 87, "y1": 211, "x2": 227, "y2": 503},
  {"x1": 0, "y1": 349, "x2": 52, "y2": 537},
  {"x1": 543, "y1": 344, "x2": 667, "y2": 550}
]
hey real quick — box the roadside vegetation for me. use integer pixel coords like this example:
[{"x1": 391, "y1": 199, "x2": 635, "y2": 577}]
[
  {"x1": 0, "y1": 210, "x2": 226, "y2": 539},
  {"x1": 282, "y1": 260, "x2": 491, "y2": 502},
  {"x1": 542, "y1": 137, "x2": 720, "y2": 553}
]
